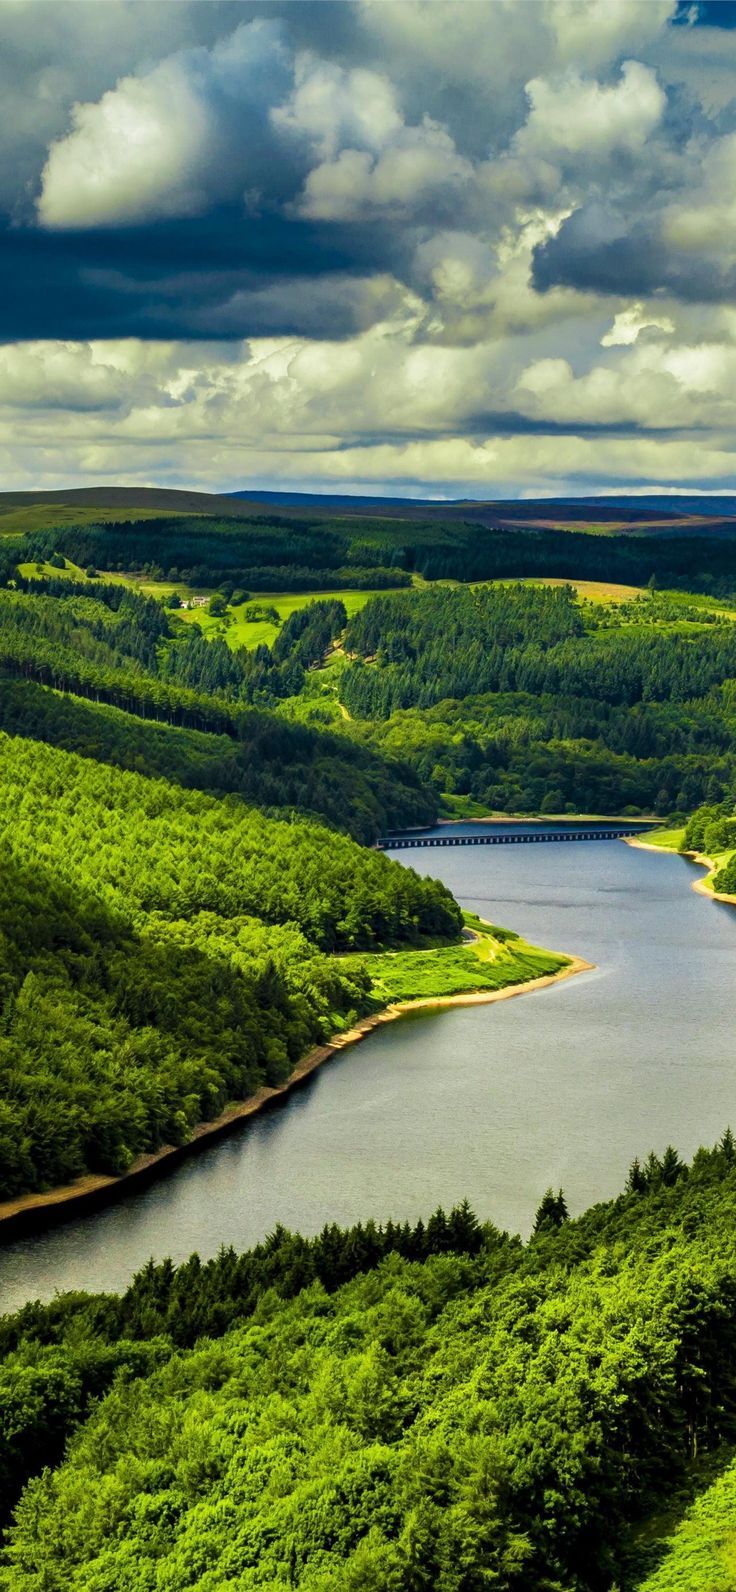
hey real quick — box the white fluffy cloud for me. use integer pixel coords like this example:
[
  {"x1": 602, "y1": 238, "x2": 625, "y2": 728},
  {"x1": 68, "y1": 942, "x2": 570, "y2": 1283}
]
[
  {"x1": 550, "y1": 0, "x2": 675, "y2": 70},
  {"x1": 38, "y1": 19, "x2": 291, "y2": 227},
  {"x1": 516, "y1": 60, "x2": 665, "y2": 165},
  {"x1": 601, "y1": 304, "x2": 675, "y2": 346},
  {"x1": 5, "y1": 311, "x2": 736, "y2": 497},
  {"x1": 297, "y1": 122, "x2": 473, "y2": 222},
  {"x1": 271, "y1": 56, "x2": 402, "y2": 160},
  {"x1": 38, "y1": 60, "x2": 213, "y2": 227},
  {"x1": 273, "y1": 53, "x2": 473, "y2": 223}
]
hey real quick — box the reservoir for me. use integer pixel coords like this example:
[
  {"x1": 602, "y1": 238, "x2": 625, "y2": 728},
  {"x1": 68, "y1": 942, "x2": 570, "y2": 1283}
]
[{"x1": 1, "y1": 826, "x2": 735, "y2": 1312}]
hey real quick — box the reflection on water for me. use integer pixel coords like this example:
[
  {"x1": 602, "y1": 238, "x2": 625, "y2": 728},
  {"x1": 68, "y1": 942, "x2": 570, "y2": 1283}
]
[{"x1": 1, "y1": 832, "x2": 734, "y2": 1311}]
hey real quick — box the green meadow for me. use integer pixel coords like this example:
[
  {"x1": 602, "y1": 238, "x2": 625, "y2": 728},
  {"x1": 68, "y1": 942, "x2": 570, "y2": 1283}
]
[{"x1": 352, "y1": 913, "x2": 570, "y2": 1004}]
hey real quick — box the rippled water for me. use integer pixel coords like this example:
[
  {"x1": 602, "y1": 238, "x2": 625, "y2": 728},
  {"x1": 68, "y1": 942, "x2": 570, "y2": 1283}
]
[{"x1": 2, "y1": 829, "x2": 735, "y2": 1312}]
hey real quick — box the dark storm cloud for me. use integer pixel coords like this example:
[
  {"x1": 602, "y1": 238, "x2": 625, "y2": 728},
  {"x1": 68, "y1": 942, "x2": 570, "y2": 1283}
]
[
  {"x1": 0, "y1": 210, "x2": 404, "y2": 341},
  {"x1": 532, "y1": 205, "x2": 736, "y2": 305},
  {"x1": 0, "y1": 0, "x2": 694, "y2": 342},
  {"x1": 337, "y1": 413, "x2": 697, "y2": 446}
]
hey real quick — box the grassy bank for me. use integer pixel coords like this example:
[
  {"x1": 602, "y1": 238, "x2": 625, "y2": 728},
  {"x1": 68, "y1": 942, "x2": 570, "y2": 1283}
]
[
  {"x1": 697, "y1": 848, "x2": 736, "y2": 896},
  {"x1": 354, "y1": 913, "x2": 571, "y2": 1004},
  {"x1": 626, "y1": 824, "x2": 736, "y2": 903},
  {"x1": 631, "y1": 826, "x2": 686, "y2": 850}
]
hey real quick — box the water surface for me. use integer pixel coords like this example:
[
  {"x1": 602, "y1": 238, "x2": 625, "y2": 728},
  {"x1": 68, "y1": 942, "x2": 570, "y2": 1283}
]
[{"x1": 1, "y1": 830, "x2": 734, "y2": 1311}]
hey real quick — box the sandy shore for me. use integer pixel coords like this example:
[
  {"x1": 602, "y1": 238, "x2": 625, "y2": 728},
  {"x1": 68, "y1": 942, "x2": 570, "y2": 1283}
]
[
  {"x1": 0, "y1": 953, "x2": 593, "y2": 1242},
  {"x1": 625, "y1": 836, "x2": 736, "y2": 908}
]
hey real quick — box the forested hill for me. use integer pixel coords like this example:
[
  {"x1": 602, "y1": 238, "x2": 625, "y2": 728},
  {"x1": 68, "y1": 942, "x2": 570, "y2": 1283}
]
[
  {"x1": 340, "y1": 584, "x2": 736, "y2": 816},
  {"x1": 2, "y1": 1138, "x2": 736, "y2": 1589},
  {"x1": 0, "y1": 731, "x2": 459, "y2": 1202},
  {"x1": 0, "y1": 583, "x2": 435, "y2": 842}
]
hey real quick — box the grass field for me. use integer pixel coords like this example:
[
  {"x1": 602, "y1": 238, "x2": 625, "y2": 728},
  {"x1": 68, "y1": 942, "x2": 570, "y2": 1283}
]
[
  {"x1": 634, "y1": 827, "x2": 686, "y2": 850},
  {"x1": 18, "y1": 558, "x2": 210, "y2": 598},
  {"x1": 176, "y1": 587, "x2": 403, "y2": 650},
  {"x1": 352, "y1": 913, "x2": 569, "y2": 1004}
]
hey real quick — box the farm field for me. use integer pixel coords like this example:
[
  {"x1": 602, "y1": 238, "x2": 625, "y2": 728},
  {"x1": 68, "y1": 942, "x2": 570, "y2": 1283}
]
[
  {"x1": 526, "y1": 576, "x2": 646, "y2": 602},
  {"x1": 175, "y1": 587, "x2": 403, "y2": 650},
  {"x1": 17, "y1": 560, "x2": 411, "y2": 650}
]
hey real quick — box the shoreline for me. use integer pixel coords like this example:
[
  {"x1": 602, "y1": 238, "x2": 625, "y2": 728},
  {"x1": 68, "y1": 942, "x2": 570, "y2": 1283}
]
[
  {"x1": 435, "y1": 813, "x2": 659, "y2": 828},
  {"x1": 0, "y1": 953, "x2": 593, "y2": 1244},
  {"x1": 624, "y1": 836, "x2": 736, "y2": 908}
]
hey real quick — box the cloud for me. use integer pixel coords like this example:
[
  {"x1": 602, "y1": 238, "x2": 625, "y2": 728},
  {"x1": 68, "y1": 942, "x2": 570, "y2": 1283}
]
[
  {"x1": 38, "y1": 58, "x2": 215, "y2": 227},
  {"x1": 38, "y1": 19, "x2": 292, "y2": 228},
  {"x1": 516, "y1": 60, "x2": 665, "y2": 164},
  {"x1": 550, "y1": 0, "x2": 676, "y2": 69},
  {"x1": 274, "y1": 53, "x2": 473, "y2": 223},
  {"x1": 664, "y1": 130, "x2": 736, "y2": 254},
  {"x1": 0, "y1": 0, "x2": 735, "y2": 495},
  {"x1": 296, "y1": 123, "x2": 473, "y2": 223},
  {"x1": 601, "y1": 304, "x2": 676, "y2": 345},
  {"x1": 271, "y1": 55, "x2": 402, "y2": 160}
]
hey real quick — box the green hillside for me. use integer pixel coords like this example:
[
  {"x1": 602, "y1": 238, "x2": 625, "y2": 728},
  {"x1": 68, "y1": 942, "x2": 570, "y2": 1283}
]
[
  {"x1": 0, "y1": 730, "x2": 463, "y2": 1201},
  {"x1": 3, "y1": 1141, "x2": 736, "y2": 1588}
]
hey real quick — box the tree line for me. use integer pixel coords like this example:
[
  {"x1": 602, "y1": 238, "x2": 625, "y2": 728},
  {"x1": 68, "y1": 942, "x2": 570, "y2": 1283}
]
[{"x1": 13, "y1": 509, "x2": 736, "y2": 596}]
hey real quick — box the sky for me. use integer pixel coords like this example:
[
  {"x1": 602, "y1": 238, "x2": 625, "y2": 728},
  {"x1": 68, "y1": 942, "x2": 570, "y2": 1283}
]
[{"x1": 2, "y1": 0, "x2": 736, "y2": 499}]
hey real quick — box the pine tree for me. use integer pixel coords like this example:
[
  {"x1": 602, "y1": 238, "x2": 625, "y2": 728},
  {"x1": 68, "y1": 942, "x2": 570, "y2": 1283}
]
[
  {"x1": 426, "y1": 1208, "x2": 449, "y2": 1254},
  {"x1": 626, "y1": 1157, "x2": 647, "y2": 1194},
  {"x1": 447, "y1": 1199, "x2": 483, "y2": 1254},
  {"x1": 533, "y1": 1188, "x2": 569, "y2": 1236},
  {"x1": 660, "y1": 1145, "x2": 685, "y2": 1187}
]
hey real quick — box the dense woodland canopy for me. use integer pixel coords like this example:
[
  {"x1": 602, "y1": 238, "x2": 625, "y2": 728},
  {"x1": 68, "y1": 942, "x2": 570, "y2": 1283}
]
[
  {"x1": 6, "y1": 517, "x2": 736, "y2": 821},
  {"x1": 3, "y1": 1142, "x2": 736, "y2": 1588},
  {"x1": 0, "y1": 584, "x2": 436, "y2": 841},
  {"x1": 0, "y1": 676, "x2": 434, "y2": 839},
  {"x1": 340, "y1": 585, "x2": 736, "y2": 814}
]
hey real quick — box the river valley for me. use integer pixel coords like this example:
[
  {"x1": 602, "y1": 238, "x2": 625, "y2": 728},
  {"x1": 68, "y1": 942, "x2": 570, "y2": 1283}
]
[{"x1": 1, "y1": 827, "x2": 735, "y2": 1312}]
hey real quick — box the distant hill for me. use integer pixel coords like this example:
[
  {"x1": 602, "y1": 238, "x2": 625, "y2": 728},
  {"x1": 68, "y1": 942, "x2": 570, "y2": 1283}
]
[
  {"x1": 2, "y1": 484, "x2": 736, "y2": 540},
  {"x1": 574, "y1": 494, "x2": 736, "y2": 517},
  {"x1": 227, "y1": 488, "x2": 438, "y2": 509}
]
